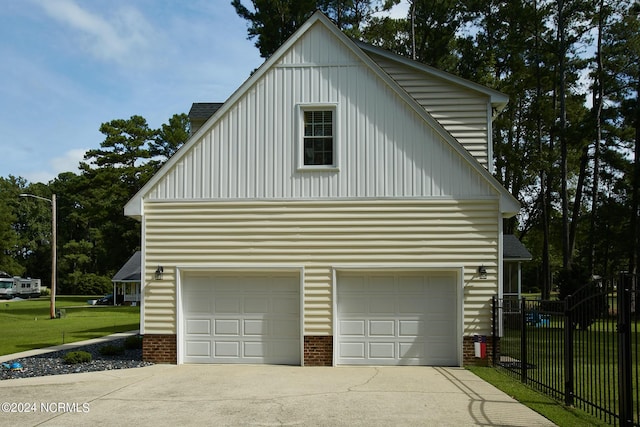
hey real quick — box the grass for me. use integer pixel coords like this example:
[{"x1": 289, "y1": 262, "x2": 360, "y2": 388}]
[
  {"x1": 0, "y1": 295, "x2": 140, "y2": 356},
  {"x1": 468, "y1": 366, "x2": 612, "y2": 426},
  {"x1": 499, "y1": 313, "x2": 639, "y2": 425}
]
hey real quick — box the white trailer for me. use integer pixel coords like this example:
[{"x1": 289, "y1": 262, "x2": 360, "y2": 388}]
[
  {"x1": 0, "y1": 274, "x2": 14, "y2": 299},
  {"x1": 0, "y1": 273, "x2": 41, "y2": 299}
]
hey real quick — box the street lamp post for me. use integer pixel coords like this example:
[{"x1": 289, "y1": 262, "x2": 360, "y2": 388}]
[{"x1": 19, "y1": 193, "x2": 57, "y2": 319}]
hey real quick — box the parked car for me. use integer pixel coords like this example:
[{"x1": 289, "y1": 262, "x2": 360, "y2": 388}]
[
  {"x1": 96, "y1": 294, "x2": 125, "y2": 305},
  {"x1": 96, "y1": 294, "x2": 114, "y2": 305}
]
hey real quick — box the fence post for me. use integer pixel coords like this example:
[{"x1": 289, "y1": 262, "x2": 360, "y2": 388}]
[
  {"x1": 492, "y1": 296, "x2": 498, "y2": 366},
  {"x1": 618, "y1": 273, "x2": 633, "y2": 427},
  {"x1": 564, "y1": 297, "x2": 574, "y2": 406},
  {"x1": 520, "y1": 297, "x2": 527, "y2": 383}
]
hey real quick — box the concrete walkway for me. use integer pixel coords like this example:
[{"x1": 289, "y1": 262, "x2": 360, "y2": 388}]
[{"x1": 0, "y1": 335, "x2": 556, "y2": 426}]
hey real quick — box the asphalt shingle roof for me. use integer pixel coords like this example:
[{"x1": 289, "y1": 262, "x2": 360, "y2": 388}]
[
  {"x1": 503, "y1": 235, "x2": 532, "y2": 261},
  {"x1": 112, "y1": 251, "x2": 141, "y2": 282},
  {"x1": 188, "y1": 102, "x2": 224, "y2": 120}
]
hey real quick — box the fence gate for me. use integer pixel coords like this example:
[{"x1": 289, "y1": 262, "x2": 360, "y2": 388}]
[{"x1": 493, "y1": 273, "x2": 638, "y2": 426}]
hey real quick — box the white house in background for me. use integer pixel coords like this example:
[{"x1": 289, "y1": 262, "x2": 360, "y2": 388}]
[
  {"x1": 502, "y1": 235, "x2": 533, "y2": 300},
  {"x1": 111, "y1": 251, "x2": 141, "y2": 306},
  {"x1": 125, "y1": 11, "x2": 520, "y2": 366}
]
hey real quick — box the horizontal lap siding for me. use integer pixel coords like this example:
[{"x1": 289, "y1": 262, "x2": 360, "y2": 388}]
[
  {"x1": 142, "y1": 199, "x2": 499, "y2": 336},
  {"x1": 371, "y1": 55, "x2": 490, "y2": 167}
]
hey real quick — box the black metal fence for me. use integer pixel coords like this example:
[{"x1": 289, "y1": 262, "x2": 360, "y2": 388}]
[{"x1": 492, "y1": 273, "x2": 638, "y2": 426}]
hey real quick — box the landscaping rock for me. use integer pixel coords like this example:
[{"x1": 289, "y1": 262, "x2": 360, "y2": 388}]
[{"x1": 0, "y1": 338, "x2": 153, "y2": 380}]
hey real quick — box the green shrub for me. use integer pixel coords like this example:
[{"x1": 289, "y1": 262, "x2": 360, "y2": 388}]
[
  {"x1": 61, "y1": 272, "x2": 112, "y2": 296},
  {"x1": 99, "y1": 344, "x2": 125, "y2": 356},
  {"x1": 63, "y1": 351, "x2": 92, "y2": 364},
  {"x1": 124, "y1": 335, "x2": 143, "y2": 350},
  {"x1": 40, "y1": 288, "x2": 50, "y2": 296}
]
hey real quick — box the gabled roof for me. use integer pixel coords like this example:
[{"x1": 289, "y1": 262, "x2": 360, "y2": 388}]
[
  {"x1": 111, "y1": 251, "x2": 141, "y2": 283},
  {"x1": 503, "y1": 235, "x2": 532, "y2": 261},
  {"x1": 125, "y1": 11, "x2": 520, "y2": 218},
  {"x1": 188, "y1": 103, "x2": 224, "y2": 120}
]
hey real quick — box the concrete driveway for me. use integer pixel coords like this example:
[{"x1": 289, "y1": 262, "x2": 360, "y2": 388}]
[{"x1": 0, "y1": 364, "x2": 555, "y2": 426}]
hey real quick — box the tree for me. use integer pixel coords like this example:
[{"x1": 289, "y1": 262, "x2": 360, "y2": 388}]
[
  {"x1": 408, "y1": 0, "x2": 469, "y2": 72},
  {"x1": 318, "y1": 0, "x2": 399, "y2": 39},
  {"x1": 150, "y1": 113, "x2": 190, "y2": 164},
  {"x1": 602, "y1": 2, "x2": 640, "y2": 274},
  {"x1": 0, "y1": 177, "x2": 26, "y2": 275},
  {"x1": 232, "y1": 0, "x2": 397, "y2": 58},
  {"x1": 231, "y1": 0, "x2": 317, "y2": 58}
]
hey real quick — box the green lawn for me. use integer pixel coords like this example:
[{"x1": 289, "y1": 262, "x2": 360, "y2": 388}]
[
  {"x1": 468, "y1": 366, "x2": 612, "y2": 426},
  {"x1": 0, "y1": 296, "x2": 140, "y2": 356},
  {"x1": 499, "y1": 318, "x2": 639, "y2": 424}
]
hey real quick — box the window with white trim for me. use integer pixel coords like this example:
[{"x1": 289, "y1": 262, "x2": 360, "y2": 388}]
[{"x1": 298, "y1": 105, "x2": 338, "y2": 169}]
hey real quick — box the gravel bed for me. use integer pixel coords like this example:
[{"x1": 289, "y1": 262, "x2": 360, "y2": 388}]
[{"x1": 1, "y1": 338, "x2": 154, "y2": 381}]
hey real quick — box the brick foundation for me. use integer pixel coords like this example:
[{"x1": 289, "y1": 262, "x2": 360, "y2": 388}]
[
  {"x1": 462, "y1": 335, "x2": 499, "y2": 366},
  {"x1": 143, "y1": 334, "x2": 177, "y2": 364},
  {"x1": 141, "y1": 334, "x2": 492, "y2": 367},
  {"x1": 303, "y1": 336, "x2": 333, "y2": 366}
]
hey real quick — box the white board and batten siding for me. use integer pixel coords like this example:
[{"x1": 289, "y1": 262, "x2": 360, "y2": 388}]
[{"x1": 145, "y1": 23, "x2": 496, "y2": 202}]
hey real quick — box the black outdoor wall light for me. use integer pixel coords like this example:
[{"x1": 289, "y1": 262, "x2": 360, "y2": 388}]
[
  {"x1": 478, "y1": 265, "x2": 487, "y2": 279},
  {"x1": 155, "y1": 266, "x2": 164, "y2": 280}
]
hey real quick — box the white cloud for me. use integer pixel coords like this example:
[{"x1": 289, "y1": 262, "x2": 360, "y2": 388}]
[
  {"x1": 376, "y1": 0, "x2": 410, "y2": 19},
  {"x1": 33, "y1": 0, "x2": 158, "y2": 67},
  {"x1": 24, "y1": 148, "x2": 86, "y2": 184}
]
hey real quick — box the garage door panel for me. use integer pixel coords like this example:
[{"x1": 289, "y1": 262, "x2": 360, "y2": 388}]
[
  {"x1": 340, "y1": 342, "x2": 365, "y2": 358},
  {"x1": 214, "y1": 341, "x2": 240, "y2": 358},
  {"x1": 215, "y1": 319, "x2": 240, "y2": 335},
  {"x1": 341, "y1": 275, "x2": 365, "y2": 292},
  {"x1": 368, "y1": 276, "x2": 392, "y2": 292},
  {"x1": 399, "y1": 342, "x2": 423, "y2": 358},
  {"x1": 273, "y1": 320, "x2": 299, "y2": 337},
  {"x1": 185, "y1": 295, "x2": 211, "y2": 313},
  {"x1": 243, "y1": 319, "x2": 264, "y2": 336},
  {"x1": 398, "y1": 297, "x2": 424, "y2": 314},
  {"x1": 243, "y1": 342, "x2": 264, "y2": 357},
  {"x1": 337, "y1": 271, "x2": 458, "y2": 366},
  {"x1": 182, "y1": 272, "x2": 301, "y2": 364},
  {"x1": 401, "y1": 276, "x2": 425, "y2": 292},
  {"x1": 369, "y1": 320, "x2": 394, "y2": 336},
  {"x1": 369, "y1": 342, "x2": 395, "y2": 358},
  {"x1": 273, "y1": 297, "x2": 299, "y2": 313},
  {"x1": 186, "y1": 319, "x2": 211, "y2": 335},
  {"x1": 340, "y1": 320, "x2": 365, "y2": 336},
  {"x1": 214, "y1": 297, "x2": 241, "y2": 313},
  {"x1": 271, "y1": 278, "x2": 299, "y2": 291},
  {"x1": 340, "y1": 296, "x2": 366, "y2": 314},
  {"x1": 244, "y1": 297, "x2": 269, "y2": 314},
  {"x1": 398, "y1": 320, "x2": 421, "y2": 336},
  {"x1": 186, "y1": 341, "x2": 211, "y2": 357},
  {"x1": 370, "y1": 297, "x2": 394, "y2": 313}
]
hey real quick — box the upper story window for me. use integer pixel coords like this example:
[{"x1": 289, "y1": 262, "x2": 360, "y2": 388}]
[{"x1": 298, "y1": 104, "x2": 338, "y2": 170}]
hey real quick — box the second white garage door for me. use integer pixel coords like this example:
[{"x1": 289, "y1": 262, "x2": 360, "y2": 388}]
[
  {"x1": 336, "y1": 271, "x2": 459, "y2": 366},
  {"x1": 181, "y1": 272, "x2": 300, "y2": 364}
]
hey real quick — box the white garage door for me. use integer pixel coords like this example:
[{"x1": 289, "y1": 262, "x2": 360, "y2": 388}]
[
  {"x1": 337, "y1": 271, "x2": 458, "y2": 366},
  {"x1": 182, "y1": 272, "x2": 300, "y2": 364}
]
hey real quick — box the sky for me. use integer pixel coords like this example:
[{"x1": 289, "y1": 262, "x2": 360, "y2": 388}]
[{"x1": 1, "y1": 0, "x2": 409, "y2": 184}]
